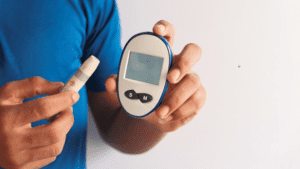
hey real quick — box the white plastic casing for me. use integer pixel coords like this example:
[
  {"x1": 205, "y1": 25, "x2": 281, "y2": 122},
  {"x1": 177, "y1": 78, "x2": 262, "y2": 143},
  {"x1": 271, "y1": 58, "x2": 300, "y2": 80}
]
[
  {"x1": 46, "y1": 55, "x2": 100, "y2": 122},
  {"x1": 61, "y1": 55, "x2": 100, "y2": 92},
  {"x1": 118, "y1": 34, "x2": 171, "y2": 117}
]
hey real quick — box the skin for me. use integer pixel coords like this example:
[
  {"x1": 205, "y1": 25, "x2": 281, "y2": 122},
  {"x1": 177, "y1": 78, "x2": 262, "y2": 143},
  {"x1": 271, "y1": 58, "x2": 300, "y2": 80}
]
[
  {"x1": 0, "y1": 20, "x2": 206, "y2": 168},
  {"x1": 88, "y1": 20, "x2": 207, "y2": 154},
  {"x1": 0, "y1": 77, "x2": 79, "y2": 169}
]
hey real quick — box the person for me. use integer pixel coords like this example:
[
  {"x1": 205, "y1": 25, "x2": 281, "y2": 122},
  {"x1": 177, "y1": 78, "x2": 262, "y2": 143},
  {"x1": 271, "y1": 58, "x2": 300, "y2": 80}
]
[{"x1": 0, "y1": 0, "x2": 206, "y2": 168}]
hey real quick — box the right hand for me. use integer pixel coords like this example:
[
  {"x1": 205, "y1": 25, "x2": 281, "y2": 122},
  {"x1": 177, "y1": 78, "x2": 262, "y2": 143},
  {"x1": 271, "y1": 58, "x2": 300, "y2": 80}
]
[{"x1": 0, "y1": 76, "x2": 80, "y2": 169}]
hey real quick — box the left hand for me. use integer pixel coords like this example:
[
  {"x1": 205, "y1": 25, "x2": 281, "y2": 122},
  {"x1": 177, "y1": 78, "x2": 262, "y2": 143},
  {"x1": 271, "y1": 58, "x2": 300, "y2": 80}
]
[{"x1": 105, "y1": 20, "x2": 206, "y2": 132}]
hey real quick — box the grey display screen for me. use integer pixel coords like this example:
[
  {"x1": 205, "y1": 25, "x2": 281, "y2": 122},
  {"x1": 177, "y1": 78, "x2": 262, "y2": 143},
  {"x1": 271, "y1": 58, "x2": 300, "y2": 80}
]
[{"x1": 125, "y1": 51, "x2": 164, "y2": 85}]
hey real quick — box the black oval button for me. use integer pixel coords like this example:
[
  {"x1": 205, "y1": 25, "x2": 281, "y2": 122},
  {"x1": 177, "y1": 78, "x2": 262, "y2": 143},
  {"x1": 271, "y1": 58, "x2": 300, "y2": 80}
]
[
  {"x1": 124, "y1": 90, "x2": 139, "y2": 99},
  {"x1": 137, "y1": 93, "x2": 153, "y2": 103}
]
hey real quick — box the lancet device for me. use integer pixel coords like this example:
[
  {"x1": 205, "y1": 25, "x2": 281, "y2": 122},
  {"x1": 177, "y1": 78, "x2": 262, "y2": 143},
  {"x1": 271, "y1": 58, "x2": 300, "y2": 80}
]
[
  {"x1": 117, "y1": 32, "x2": 173, "y2": 118},
  {"x1": 47, "y1": 55, "x2": 100, "y2": 122}
]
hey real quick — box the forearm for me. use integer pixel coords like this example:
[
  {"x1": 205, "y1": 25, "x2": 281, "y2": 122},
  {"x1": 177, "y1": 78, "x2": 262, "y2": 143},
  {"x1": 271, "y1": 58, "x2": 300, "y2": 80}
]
[
  {"x1": 88, "y1": 91, "x2": 167, "y2": 154},
  {"x1": 103, "y1": 108, "x2": 167, "y2": 154}
]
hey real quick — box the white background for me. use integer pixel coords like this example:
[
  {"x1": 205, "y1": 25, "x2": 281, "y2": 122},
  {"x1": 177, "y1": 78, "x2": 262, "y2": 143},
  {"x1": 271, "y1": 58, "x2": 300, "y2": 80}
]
[{"x1": 87, "y1": 0, "x2": 300, "y2": 168}]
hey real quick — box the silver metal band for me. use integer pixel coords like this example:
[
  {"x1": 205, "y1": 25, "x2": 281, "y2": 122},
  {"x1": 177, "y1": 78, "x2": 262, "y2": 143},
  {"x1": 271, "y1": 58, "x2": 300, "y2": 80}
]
[{"x1": 75, "y1": 69, "x2": 90, "y2": 82}]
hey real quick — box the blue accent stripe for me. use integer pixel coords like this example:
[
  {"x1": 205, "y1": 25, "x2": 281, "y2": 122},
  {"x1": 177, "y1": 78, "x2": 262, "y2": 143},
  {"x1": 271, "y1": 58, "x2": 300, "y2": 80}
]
[{"x1": 117, "y1": 32, "x2": 173, "y2": 118}]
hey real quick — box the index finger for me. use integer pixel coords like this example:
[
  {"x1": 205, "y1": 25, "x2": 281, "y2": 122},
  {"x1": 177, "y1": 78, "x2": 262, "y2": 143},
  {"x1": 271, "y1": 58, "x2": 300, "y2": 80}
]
[
  {"x1": 15, "y1": 91, "x2": 79, "y2": 126},
  {"x1": 0, "y1": 76, "x2": 64, "y2": 104},
  {"x1": 153, "y1": 20, "x2": 175, "y2": 48},
  {"x1": 21, "y1": 107, "x2": 74, "y2": 150},
  {"x1": 168, "y1": 43, "x2": 202, "y2": 84}
]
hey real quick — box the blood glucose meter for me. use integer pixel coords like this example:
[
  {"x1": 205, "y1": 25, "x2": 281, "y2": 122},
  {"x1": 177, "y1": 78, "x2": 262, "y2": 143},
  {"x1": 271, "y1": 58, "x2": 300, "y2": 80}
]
[{"x1": 117, "y1": 32, "x2": 173, "y2": 118}]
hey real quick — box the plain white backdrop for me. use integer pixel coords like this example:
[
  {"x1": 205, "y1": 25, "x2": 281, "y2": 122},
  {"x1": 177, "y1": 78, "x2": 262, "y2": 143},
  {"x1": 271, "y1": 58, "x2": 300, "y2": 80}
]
[{"x1": 87, "y1": 0, "x2": 300, "y2": 168}]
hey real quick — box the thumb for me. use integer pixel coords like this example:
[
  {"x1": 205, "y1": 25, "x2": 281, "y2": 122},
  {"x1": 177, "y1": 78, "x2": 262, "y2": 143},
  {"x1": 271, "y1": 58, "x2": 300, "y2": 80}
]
[{"x1": 105, "y1": 74, "x2": 118, "y2": 94}]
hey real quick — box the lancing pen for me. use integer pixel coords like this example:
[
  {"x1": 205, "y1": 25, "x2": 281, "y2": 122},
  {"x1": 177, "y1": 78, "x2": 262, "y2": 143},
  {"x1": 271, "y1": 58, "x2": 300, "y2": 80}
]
[{"x1": 46, "y1": 55, "x2": 100, "y2": 122}]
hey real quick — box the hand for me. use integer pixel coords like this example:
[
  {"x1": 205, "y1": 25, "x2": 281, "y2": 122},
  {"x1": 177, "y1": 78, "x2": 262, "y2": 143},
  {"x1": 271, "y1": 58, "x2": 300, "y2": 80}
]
[
  {"x1": 105, "y1": 20, "x2": 206, "y2": 132},
  {"x1": 149, "y1": 20, "x2": 206, "y2": 132},
  {"x1": 0, "y1": 76, "x2": 79, "y2": 169}
]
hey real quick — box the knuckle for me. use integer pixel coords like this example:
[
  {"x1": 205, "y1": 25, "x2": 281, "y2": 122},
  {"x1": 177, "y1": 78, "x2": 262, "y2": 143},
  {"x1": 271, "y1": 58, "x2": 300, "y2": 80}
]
[
  {"x1": 29, "y1": 76, "x2": 46, "y2": 92},
  {"x1": 34, "y1": 100, "x2": 50, "y2": 117},
  {"x1": 48, "y1": 147, "x2": 57, "y2": 157},
  {"x1": 64, "y1": 110, "x2": 74, "y2": 129},
  {"x1": 194, "y1": 91, "x2": 204, "y2": 110},
  {"x1": 194, "y1": 99, "x2": 202, "y2": 110},
  {"x1": 173, "y1": 109, "x2": 185, "y2": 120},
  {"x1": 47, "y1": 128, "x2": 62, "y2": 144},
  {"x1": 190, "y1": 88, "x2": 206, "y2": 112},
  {"x1": 70, "y1": 93, "x2": 77, "y2": 104},
  {"x1": 29, "y1": 76, "x2": 43, "y2": 85},
  {"x1": 64, "y1": 92, "x2": 76, "y2": 105},
  {"x1": 29, "y1": 77, "x2": 41, "y2": 95},
  {"x1": 176, "y1": 114, "x2": 185, "y2": 121},
  {"x1": 54, "y1": 144, "x2": 64, "y2": 156},
  {"x1": 186, "y1": 73, "x2": 201, "y2": 88},
  {"x1": 49, "y1": 144, "x2": 62, "y2": 157},
  {"x1": 24, "y1": 135, "x2": 35, "y2": 147},
  {"x1": 172, "y1": 95, "x2": 182, "y2": 107}
]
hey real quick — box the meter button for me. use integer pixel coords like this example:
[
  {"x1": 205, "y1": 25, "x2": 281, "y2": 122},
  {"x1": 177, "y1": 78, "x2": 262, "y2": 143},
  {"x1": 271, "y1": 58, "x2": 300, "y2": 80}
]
[
  {"x1": 125, "y1": 90, "x2": 139, "y2": 99},
  {"x1": 137, "y1": 93, "x2": 153, "y2": 103}
]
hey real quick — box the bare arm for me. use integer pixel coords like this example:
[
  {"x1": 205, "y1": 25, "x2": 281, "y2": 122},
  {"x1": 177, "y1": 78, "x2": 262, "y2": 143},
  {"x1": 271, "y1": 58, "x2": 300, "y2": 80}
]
[{"x1": 88, "y1": 91, "x2": 167, "y2": 154}]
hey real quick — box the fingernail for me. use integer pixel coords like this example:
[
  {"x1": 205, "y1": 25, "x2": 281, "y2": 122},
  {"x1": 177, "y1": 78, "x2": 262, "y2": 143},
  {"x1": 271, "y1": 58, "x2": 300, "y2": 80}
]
[
  {"x1": 160, "y1": 106, "x2": 169, "y2": 118},
  {"x1": 171, "y1": 69, "x2": 181, "y2": 82},
  {"x1": 157, "y1": 25, "x2": 165, "y2": 33},
  {"x1": 72, "y1": 92, "x2": 80, "y2": 102}
]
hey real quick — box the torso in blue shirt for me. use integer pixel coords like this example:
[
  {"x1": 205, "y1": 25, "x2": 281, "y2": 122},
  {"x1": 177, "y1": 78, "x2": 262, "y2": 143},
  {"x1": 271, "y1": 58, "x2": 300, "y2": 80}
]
[{"x1": 0, "y1": 0, "x2": 122, "y2": 168}]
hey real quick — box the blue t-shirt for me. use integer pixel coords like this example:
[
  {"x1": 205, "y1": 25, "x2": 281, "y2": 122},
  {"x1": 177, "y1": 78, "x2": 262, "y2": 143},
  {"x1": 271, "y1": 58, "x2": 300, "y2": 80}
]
[{"x1": 0, "y1": 0, "x2": 122, "y2": 168}]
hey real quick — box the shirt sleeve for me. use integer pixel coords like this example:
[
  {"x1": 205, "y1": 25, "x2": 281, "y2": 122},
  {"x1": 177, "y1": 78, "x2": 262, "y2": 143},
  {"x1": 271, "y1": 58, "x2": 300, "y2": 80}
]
[{"x1": 81, "y1": 0, "x2": 122, "y2": 92}]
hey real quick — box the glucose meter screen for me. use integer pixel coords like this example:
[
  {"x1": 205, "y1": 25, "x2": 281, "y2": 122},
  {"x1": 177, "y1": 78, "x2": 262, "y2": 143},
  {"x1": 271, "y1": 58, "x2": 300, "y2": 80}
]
[{"x1": 125, "y1": 51, "x2": 164, "y2": 85}]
